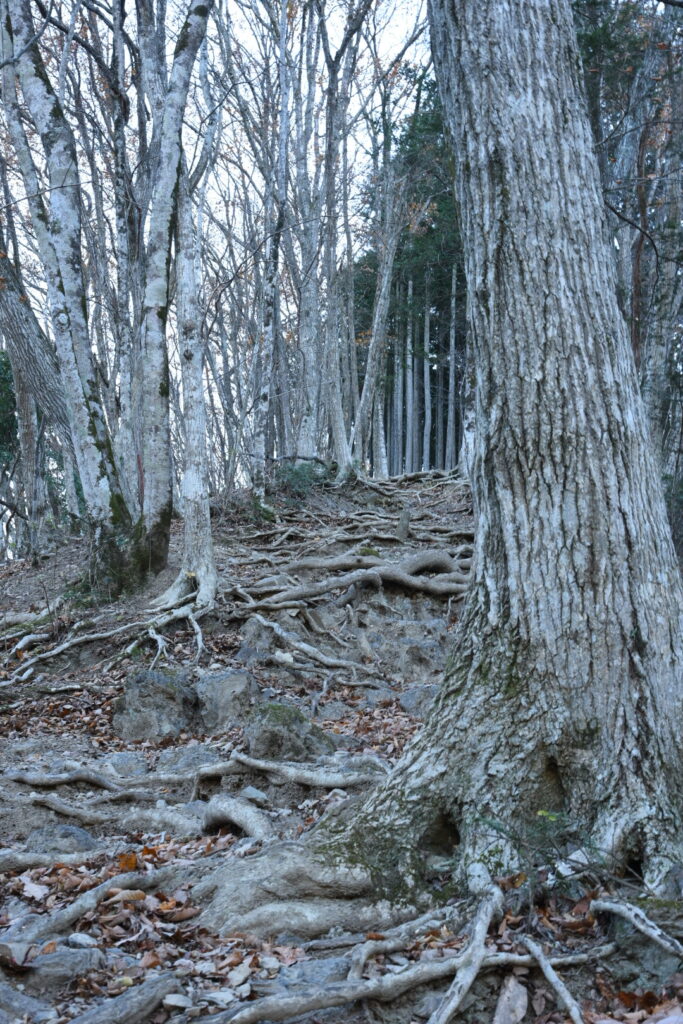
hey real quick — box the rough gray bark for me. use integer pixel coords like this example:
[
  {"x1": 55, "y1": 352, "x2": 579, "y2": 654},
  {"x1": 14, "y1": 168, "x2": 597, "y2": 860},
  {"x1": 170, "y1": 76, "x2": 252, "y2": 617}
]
[
  {"x1": 338, "y1": 0, "x2": 683, "y2": 892},
  {"x1": 0, "y1": 234, "x2": 72, "y2": 454}
]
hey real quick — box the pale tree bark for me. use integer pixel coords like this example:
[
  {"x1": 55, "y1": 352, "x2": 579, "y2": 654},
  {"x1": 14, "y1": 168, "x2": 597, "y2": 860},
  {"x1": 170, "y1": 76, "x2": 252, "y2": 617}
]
[
  {"x1": 110, "y1": 0, "x2": 141, "y2": 519},
  {"x1": 249, "y1": 0, "x2": 291, "y2": 502},
  {"x1": 404, "y1": 279, "x2": 416, "y2": 473},
  {"x1": 317, "y1": 0, "x2": 373, "y2": 479},
  {"x1": 291, "y1": 5, "x2": 325, "y2": 460},
  {"x1": 370, "y1": 361, "x2": 389, "y2": 479},
  {"x1": 155, "y1": 166, "x2": 216, "y2": 610},
  {"x1": 421, "y1": 280, "x2": 432, "y2": 471},
  {"x1": 636, "y1": 24, "x2": 683, "y2": 550},
  {"x1": 391, "y1": 293, "x2": 405, "y2": 475},
  {"x1": 337, "y1": 0, "x2": 683, "y2": 893},
  {"x1": 605, "y1": 9, "x2": 677, "y2": 355},
  {"x1": 457, "y1": 342, "x2": 475, "y2": 478},
  {"x1": 137, "y1": 0, "x2": 213, "y2": 572},
  {"x1": 1, "y1": 0, "x2": 133, "y2": 587},
  {"x1": 0, "y1": 223, "x2": 72, "y2": 454},
  {"x1": 445, "y1": 265, "x2": 457, "y2": 471},
  {"x1": 350, "y1": 168, "x2": 406, "y2": 464},
  {"x1": 12, "y1": 366, "x2": 51, "y2": 559}
]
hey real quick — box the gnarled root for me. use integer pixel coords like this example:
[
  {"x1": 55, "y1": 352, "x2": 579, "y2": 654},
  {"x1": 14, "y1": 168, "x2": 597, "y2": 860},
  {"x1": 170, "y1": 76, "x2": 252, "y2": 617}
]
[
  {"x1": 192, "y1": 839, "x2": 415, "y2": 938},
  {"x1": 426, "y1": 885, "x2": 503, "y2": 1024},
  {"x1": 590, "y1": 897, "x2": 683, "y2": 957}
]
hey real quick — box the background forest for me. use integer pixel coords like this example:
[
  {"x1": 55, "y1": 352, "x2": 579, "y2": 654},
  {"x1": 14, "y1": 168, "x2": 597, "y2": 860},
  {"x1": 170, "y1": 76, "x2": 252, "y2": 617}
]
[{"x1": 0, "y1": 0, "x2": 681, "y2": 604}]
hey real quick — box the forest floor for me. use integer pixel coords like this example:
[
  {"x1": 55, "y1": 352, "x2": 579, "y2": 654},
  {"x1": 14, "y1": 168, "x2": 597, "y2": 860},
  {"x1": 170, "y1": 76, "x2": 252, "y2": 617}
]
[{"x1": 0, "y1": 471, "x2": 682, "y2": 1024}]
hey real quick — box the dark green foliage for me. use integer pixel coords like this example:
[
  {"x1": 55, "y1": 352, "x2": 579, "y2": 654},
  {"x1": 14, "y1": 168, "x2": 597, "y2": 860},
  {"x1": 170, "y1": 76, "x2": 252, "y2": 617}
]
[
  {"x1": 271, "y1": 460, "x2": 330, "y2": 500},
  {"x1": 352, "y1": 84, "x2": 466, "y2": 469},
  {"x1": 0, "y1": 352, "x2": 18, "y2": 471},
  {"x1": 354, "y1": 84, "x2": 464, "y2": 354}
]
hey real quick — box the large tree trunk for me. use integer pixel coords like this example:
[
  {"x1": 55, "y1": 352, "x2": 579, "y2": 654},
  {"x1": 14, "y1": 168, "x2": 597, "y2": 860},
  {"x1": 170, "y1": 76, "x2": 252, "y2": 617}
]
[{"x1": 345, "y1": 0, "x2": 683, "y2": 893}]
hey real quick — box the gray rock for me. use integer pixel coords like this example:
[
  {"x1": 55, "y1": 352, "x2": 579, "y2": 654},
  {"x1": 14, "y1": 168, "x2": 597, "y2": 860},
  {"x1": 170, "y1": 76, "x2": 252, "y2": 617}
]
[
  {"x1": 234, "y1": 643, "x2": 259, "y2": 666},
  {"x1": 183, "y1": 800, "x2": 210, "y2": 816},
  {"x1": 0, "y1": 1010, "x2": 10, "y2": 1024},
  {"x1": 246, "y1": 703, "x2": 337, "y2": 762},
  {"x1": 316, "y1": 700, "x2": 349, "y2": 722},
  {"x1": 195, "y1": 670, "x2": 257, "y2": 732},
  {"x1": 240, "y1": 786, "x2": 269, "y2": 807},
  {"x1": 251, "y1": 955, "x2": 348, "y2": 996},
  {"x1": 607, "y1": 901, "x2": 683, "y2": 989},
  {"x1": 112, "y1": 670, "x2": 198, "y2": 741},
  {"x1": 203, "y1": 989, "x2": 237, "y2": 1008},
  {"x1": 67, "y1": 933, "x2": 99, "y2": 949},
  {"x1": 26, "y1": 825, "x2": 99, "y2": 854},
  {"x1": 361, "y1": 686, "x2": 397, "y2": 708},
  {"x1": 398, "y1": 684, "x2": 440, "y2": 716},
  {"x1": 397, "y1": 639, "x2": 444, "y2": 679},
  {"x1": 0, "y1": 981, "x2": 57, "y2": 1022},
  {"x1": 107, "y1": 751, "x2": 149, "y2": 777},
  {"x1": 163, "y1": 993, "x2": 193, "y2": 1009},
  {"x1": 26, "y1": 948, "x2": 105, "y2": 993},
  {"x1": 155, "y1": 745, "x2": 221, "y2": 773}
]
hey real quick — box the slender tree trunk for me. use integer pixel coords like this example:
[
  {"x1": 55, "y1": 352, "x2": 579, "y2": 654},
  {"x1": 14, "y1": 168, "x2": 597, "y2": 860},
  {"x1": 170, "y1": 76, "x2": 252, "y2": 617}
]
[
  {"x1": 296, "y1": 267, "x2": 322, "y2": 458},
  {"x1": 445, "y1": 265, "x2": 458, "y2": 471},
  {"x1": 405, "y1": 279, "x2": 415, "y2": 474},
  {"x1": 350, "y1": 167, "x2": 405, "y2": 463},
  {"x1": 155, "y1": 166, "x2": 216, "y2": 609},
  {"x1": 435, "y1": 361, "x2": 444, "y2": 470},
  {"x1": 458, "y1": 345, "x2": 475, "y2": 478},
  {"x1": 421, "y1": 282, "x2": 431, "y2": 471},
  {"x1": 392, "y1": 304, "x2": 405, "y2": 475},
  {"x1": 13, "y1": 369, "x2": 49, "y2": 559},
  {"x1": 2, "y1": 0, "x2": 134, "y2": 589}
]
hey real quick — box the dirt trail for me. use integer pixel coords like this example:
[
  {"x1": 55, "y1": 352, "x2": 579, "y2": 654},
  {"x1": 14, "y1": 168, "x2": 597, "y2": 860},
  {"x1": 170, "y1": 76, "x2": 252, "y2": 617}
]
[{"x1": 0, "y1": 473, "x2": 680, "y2": 1024}]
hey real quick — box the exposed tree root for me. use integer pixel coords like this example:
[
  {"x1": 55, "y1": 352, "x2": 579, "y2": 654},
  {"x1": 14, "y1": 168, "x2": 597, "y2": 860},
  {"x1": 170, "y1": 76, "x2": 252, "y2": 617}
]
[
  {"x1": 178, "y1": 943, "x2": 616, "y2": 1024},
  {"x1": 3, "y1": 866, "x2": 175, "y2": 944},
  {"x1": 152, "y1": 561, "x2": 217, "y2": 616},
  {"x1": 236, "y1": 550, "x2": 471, "y2": 612},
  {"x1": 231, "y1": 751, "x2": 387, "y2": 788},
  {"x1": 67, "y1": 971, "x2": 181, "y2": 1024},
  {"x1": 591, "y1": 896, "x2": 683, "y2": 957},
  {"x1": 2, "y1": 601, "x2": 210, "y2": 682},
  {"x1": 203, "y1": 794, "x2": 274, "y2": 839},
  {"x1": 0, "y1": 609, "x2": 50, "y2": 629},
  {"x1": 522, "y1": 936, "x2": 585, "y2": 1024},
  {"x1": 6, "y1": 768, "x2": 121, "y2": 790},
  {"x1": 191, "y1": 841, "x2": 403, "y2": 937},
  {"x1": 28, "y1": 792, "x2": 109, "y2": 825},
  {"x1": 251, "y1": 613, "x2": 375, "y2": 674},
  {"x1": 426, "y1": 885, "x2": 503, "y2": 1024},
  {"x1": 0, "y1": 847, "x2": 120, "y2": 872}
]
